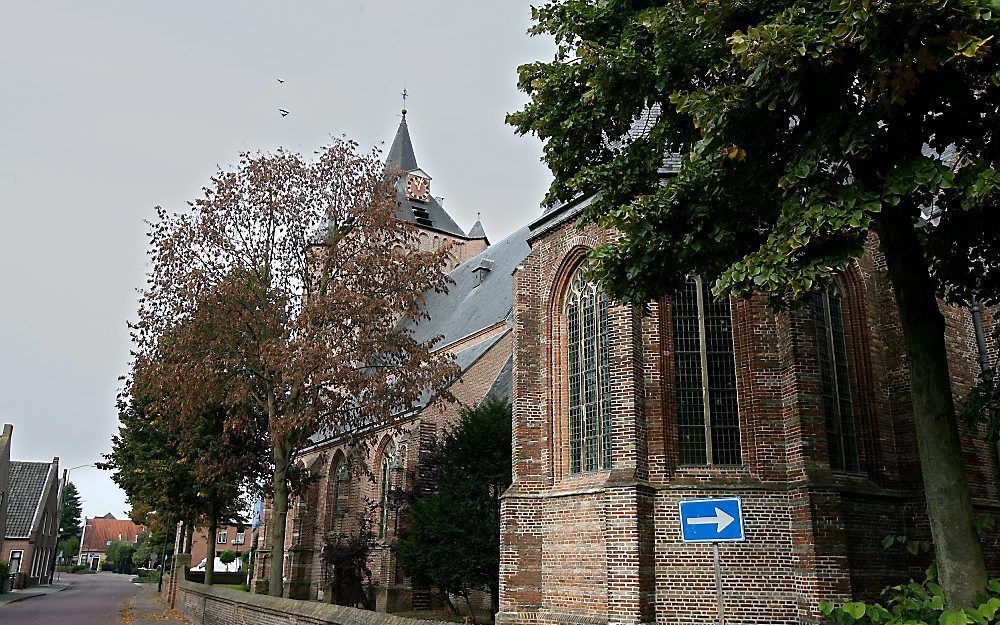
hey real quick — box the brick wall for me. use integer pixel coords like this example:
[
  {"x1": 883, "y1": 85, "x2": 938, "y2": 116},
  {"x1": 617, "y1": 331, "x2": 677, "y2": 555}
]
[
  {"x1": 176, "y1": 579, "x2": 454, "y2": 625},
  {"x1": 499, "y1": 216, "x2": 1000, "y2": 625}
]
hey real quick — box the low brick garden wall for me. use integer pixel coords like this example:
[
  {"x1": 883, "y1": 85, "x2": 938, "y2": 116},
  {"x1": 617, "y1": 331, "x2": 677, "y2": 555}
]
[{"x1": 176, "y1": 579, "x2": 451, "y2": 625}]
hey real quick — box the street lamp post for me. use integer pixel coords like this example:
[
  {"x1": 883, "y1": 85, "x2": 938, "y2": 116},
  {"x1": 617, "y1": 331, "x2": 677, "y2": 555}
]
[{"x1": 55, "y1": 463, "x2": 97, "y2": 582}]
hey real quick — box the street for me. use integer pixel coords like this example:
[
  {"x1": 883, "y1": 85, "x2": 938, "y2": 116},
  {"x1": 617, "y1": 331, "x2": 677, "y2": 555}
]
[{"x1": 0, "y1": 573, "x2": 142, "y2": 625}]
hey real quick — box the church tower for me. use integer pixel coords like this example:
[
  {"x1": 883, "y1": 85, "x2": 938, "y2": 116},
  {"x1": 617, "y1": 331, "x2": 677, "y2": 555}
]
[{"x1": 385, "y1": 109, "x2": 488, "y2": 269}]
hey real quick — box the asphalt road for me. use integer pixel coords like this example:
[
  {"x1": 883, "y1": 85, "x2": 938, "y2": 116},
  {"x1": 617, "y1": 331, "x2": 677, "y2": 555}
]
[{"x1": 0, "y1": 573, "x2": 141, "y2": 625}]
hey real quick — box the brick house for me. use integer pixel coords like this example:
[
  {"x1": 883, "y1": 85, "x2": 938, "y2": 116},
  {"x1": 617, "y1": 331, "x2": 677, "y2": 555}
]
[
  {"x1": 0, "y1": 423, "x2": 12, "y2": 559},
  {"x1": 77, "y1": 513, "x2": 143, "y2": 571},
  {"x1": 497, "y1": 197, "x2": 1000, "y2": 625},
  {"x1": 190, "y1": 521, "x2": 250, "y2": 570},
  {"x1": 250, "y1": 112, "x2": 522, "y2": 610},
  {"x1": 2, "y1": 457, "x2": 60, "y2": 589}
]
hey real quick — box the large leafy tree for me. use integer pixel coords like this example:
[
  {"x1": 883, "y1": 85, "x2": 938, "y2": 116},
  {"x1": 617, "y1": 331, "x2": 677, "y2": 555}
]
[
  {"x1": 397, "y1": 398, "x2": 513, "y2": 619},
  {"x1": 59, "y1": 482, "x2": 82, "y2": 542},
  {"x1": 135, "y1": 138, "x2": 459, "y2": 596},
  {"x1": 510, "y1": 0, "x2": 999, "y2": 608},
  {"x1": 102, "y1": 354, "x2": 266, "y2": 585}
]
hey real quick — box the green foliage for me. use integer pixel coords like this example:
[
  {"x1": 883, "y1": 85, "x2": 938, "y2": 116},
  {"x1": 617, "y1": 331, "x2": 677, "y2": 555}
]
[
  {"x1": 59, "y1": 482, "x2": 83, "y2": 542},
  {"x1": 819, "y1": 568, "x2": 1000, "y2": 624},
  {"x1": 883, "y1": 534, "x2": 933, "y2": 556},
  {"x1": 134, "y1": 528, "x2": 173, "y2": 568},
  {"x1": 58, "y1": 536, "x2": 80, "y2": 564},
  {"x1": 510, "y1": 0, "x2": 1000, "y2": 306},
  {"x1": 960, "y1": 366, "x2": 1000, "y2": 441},
  {"x1": 397, "y1": 397, "x2": 513, "y2": 616},
  {"x1": 218, "y1": 549, "x2": 238, "y2": 565},
  {"x1": 321, "y1": 514, "x2": 375, "y2": 609},
  {"x1": 104, "y1": 540, "x2": 137, "y2": 574},
  {"x1": 0, "y1": 561, "x2": 8, "y2": 591}
]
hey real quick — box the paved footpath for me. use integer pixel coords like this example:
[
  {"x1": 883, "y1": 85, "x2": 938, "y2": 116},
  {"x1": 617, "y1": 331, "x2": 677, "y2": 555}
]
[{"x1": 125, "y1": 585, "x2": 191, "y2": 625}]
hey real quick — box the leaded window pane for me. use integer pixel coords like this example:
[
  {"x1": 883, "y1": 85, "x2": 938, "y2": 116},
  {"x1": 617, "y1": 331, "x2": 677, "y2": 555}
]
[
  {"x1": 599, "y1": 296, "x2": 612, "y2": 468},
  {"x1": 565, "y1": 263, "x2": 612, "y2": 474},
  {"x1": 673, "y1": 276, "x2": 742, "y2": 465},
  {"x1": 814, "y1": 284, "x2": 859, "y2": 472}
]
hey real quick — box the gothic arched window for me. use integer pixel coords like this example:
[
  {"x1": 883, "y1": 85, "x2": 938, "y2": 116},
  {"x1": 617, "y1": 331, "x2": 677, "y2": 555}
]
[
  {"x1": 332, "y1": 459, "x2": 350, "y2": 516},
  {"x1": 565, "y1": 263, "x2": 612, "y2": 474},
  {"x1": 378, "y1": 442, "x2": 404, "y2": 538},
  {"x1": 814, "y1": 281, "x2": 860, "y2": 472},
  {"x1": 673, "y1": 276, "x2": 741, "y2": 465}
]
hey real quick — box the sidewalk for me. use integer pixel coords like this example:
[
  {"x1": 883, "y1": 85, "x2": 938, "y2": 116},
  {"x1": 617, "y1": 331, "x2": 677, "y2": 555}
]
[
  {"x1": 0, "y1": 581, "x2": 72, "y2": 605},
  {"x1": 125, "y1": 586, "x2": 191, "y2": 625}
]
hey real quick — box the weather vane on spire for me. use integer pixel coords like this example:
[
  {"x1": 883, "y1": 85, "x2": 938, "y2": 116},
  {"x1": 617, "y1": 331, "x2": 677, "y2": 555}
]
[{"x1": 401, "y1": 86, "x2": 409, "y2": 117}]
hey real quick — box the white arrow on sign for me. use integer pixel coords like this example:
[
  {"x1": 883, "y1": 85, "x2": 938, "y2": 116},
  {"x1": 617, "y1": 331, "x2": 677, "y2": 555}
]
[{"x1": 686, "y1": 507, "x2": 735, "y2": 533}]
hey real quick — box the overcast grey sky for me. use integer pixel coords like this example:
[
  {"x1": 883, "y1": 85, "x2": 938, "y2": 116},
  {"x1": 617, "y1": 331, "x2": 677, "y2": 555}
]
[{"x1": 0, "y1": 1, "x2": 553, "y2": 521}]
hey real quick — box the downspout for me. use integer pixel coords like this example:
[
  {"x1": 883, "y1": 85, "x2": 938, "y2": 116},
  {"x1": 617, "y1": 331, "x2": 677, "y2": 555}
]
[{"x1": 969, "y1": 297, "x2": 1000, "y2": 476}]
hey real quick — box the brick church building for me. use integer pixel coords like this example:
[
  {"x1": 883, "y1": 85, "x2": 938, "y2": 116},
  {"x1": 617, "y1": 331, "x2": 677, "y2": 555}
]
[
  {"x1": 250, "y1": 112, "x2": 523, "y2": 609},
  {"x1": 251, "y1": 114, "x2": 1000, "y2": 624}
]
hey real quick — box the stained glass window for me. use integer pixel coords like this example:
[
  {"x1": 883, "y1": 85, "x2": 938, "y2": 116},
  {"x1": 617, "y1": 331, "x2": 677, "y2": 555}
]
[
  {"x1": 814, "y1": 282, "x2": 859, "y2": 472},
  {"x1": 673, "y1": 276, "x2": 741, "y2": 465},
  {"x1": 565, "y1": 263, "x2": 612, "y2": 473}
]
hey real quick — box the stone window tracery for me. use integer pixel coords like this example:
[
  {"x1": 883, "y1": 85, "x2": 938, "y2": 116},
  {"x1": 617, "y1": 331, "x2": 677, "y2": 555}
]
[
  {"x1": 565, "y1": 262, "x2": 612, "y2": 474},
  {"x1": 378, "y1": 442, "x2": 405, "y2": 538},
  {"x1": 814, "y1": 281, "x2": 860, "y2": 472},
  {"x1": 673, "y1": 275, "x2": 741, "y2": 465}
]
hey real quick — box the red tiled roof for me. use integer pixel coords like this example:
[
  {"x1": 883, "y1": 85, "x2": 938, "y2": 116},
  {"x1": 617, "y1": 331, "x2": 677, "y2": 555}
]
[{"x1": 80, "y1": 515, "x2": 144, "y2": 551}]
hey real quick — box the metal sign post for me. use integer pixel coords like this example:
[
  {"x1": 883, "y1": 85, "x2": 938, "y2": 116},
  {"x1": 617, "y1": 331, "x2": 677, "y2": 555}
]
[
  {"x1": 678, "y1": 497, "x2": 745, "y2": 625},
  {"x1": 713, "y1": 542, "x2": 724, "y2": 625}
]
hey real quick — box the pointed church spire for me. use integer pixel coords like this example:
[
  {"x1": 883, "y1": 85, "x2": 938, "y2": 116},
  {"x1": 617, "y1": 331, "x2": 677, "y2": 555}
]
[
  {"x1": 386, "y1": 109, "x2": 418, "y2": 173},
  {"x1": 468, "y1": 218, "x2": 487, "y2": 240}
]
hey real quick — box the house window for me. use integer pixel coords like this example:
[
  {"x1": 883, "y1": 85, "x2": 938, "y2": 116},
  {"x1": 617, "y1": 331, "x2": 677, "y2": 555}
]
[
  {"x1": 217, "y1": 530, "x2": 227, "y2": 544},
  {"x1": 565, "y1": 262, "x2": 612, "y2": 474},
  {"x1": 234, "y1": 531, "x2": 245, "y2": 546},
  {"x1": 814, "y1": 281, "x2": 860, "y2": 472},
  {"x1": 9, "y1": 550, "x2": 22, "y2": 574},
  {"x1": 673, "y1": 276, "x2": 741, "y2": 465}
]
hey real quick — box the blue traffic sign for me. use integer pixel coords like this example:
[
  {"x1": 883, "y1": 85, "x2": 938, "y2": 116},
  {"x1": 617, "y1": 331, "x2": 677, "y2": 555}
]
[{"x1": 678, "y1": 497, "x2": 745, "y2": 543}]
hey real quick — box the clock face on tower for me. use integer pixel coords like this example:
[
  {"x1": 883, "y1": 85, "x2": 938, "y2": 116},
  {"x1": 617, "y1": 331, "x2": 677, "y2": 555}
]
[{"x1": 405, "y1": 172, "x2": 431, "y2": 202}]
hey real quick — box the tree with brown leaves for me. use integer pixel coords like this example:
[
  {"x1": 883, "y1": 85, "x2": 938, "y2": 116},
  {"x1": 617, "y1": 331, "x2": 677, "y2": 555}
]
[{"x1": 134, "y1": 138, "x2": 458, "y2": 596}]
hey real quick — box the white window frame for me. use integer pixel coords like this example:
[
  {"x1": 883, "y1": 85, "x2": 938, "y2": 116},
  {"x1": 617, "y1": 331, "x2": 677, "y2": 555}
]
[
  {"x1": 217, "y1": 530, "x2": 227, "y2": 544},
  {"x1": 9, "y1": 549, "x2": 23, "y2": 574}
]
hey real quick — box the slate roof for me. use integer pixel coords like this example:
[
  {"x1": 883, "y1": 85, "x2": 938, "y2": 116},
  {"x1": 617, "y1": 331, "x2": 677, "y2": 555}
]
[
  {"x1": 386, "y1": 114, "x2": 466, "y2": 238},
  {"x1": 485, "y1": 356, "x2": 513, "y2": 403},
  {"x1": 81, "y1": 515, "x2": 143, "y2": 551},
  {"x1": 6, "y1": 461, "x2": 51, "y2": 539},
  {"x1": 401, "y1": 223, "x2": 531, "y2": 347},
  {"x1": 467, "y1": 220, "x2": 487, "y2": 240}
]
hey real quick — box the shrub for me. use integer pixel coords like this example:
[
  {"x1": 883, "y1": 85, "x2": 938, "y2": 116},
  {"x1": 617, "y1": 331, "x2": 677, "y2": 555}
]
[
  {"x1": 219, "y1": 550, "x2": 238, "y2": 565},
  {"x1": 820, "y1": 567, "x2": 1000, "y2": 624},
  {"x1": 321, "y1": 515, "x2": 375, "y2": 609}
]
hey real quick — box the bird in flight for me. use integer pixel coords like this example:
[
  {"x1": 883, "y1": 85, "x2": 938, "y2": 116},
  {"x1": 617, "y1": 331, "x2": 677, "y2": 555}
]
[
  {"x1": 278, "y1": 108, "x2": 290, "y2": 117},
  {"x1": 277, "y1": 78, "x2": 285, "y2": 84}
]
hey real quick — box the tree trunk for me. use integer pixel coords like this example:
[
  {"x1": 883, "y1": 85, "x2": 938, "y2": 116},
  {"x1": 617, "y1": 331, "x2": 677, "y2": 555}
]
[
  {"x1": 490, "y1": 581, "x2": 499, "y2": 622},
  {"x1": 268, "y1": 437, "x2": 293, "y2": 597},
  {"x1": 875, "y1": 208, "x2": 987, "y2": 607},
  {"x1": 205, "y1": 504, "x2": 218, "y2": 586}
]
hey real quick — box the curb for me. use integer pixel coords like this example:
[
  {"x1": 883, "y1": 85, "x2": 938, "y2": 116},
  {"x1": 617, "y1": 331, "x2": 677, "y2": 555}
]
[{"x1": 0, "y1": 582, "x2": 72, "y2": 606}]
